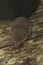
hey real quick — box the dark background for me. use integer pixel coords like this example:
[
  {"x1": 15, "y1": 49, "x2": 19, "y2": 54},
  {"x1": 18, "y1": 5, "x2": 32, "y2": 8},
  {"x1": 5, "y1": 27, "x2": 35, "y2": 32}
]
[{"x1": 0, "y1": 0, "x2": 40, "y2": 19}]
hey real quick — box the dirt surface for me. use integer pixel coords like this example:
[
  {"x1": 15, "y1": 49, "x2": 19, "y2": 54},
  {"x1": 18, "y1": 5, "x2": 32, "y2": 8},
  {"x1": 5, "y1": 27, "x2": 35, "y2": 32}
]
[{"x1": 0, "y1": 0, "x2": 43, "y2": 65}]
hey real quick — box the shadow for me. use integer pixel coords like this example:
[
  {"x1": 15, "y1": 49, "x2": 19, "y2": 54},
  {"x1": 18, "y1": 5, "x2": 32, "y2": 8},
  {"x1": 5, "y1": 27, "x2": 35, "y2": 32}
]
[
  {"x1": 21, "y1": 57, "x2": 37, "y2": 65},
  {"x1": 0, "y1": 0, "x2": 41, "y2": 20},
  {"x1": 20, "y1": 58, "x2": 32, "y2": 65}
]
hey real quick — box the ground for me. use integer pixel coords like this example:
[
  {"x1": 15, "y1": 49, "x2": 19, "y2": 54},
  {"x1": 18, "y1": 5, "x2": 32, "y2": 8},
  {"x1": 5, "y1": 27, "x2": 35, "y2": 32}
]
[{"x1": 0, "y1": 0, "x2": 43, "y2": 65}]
